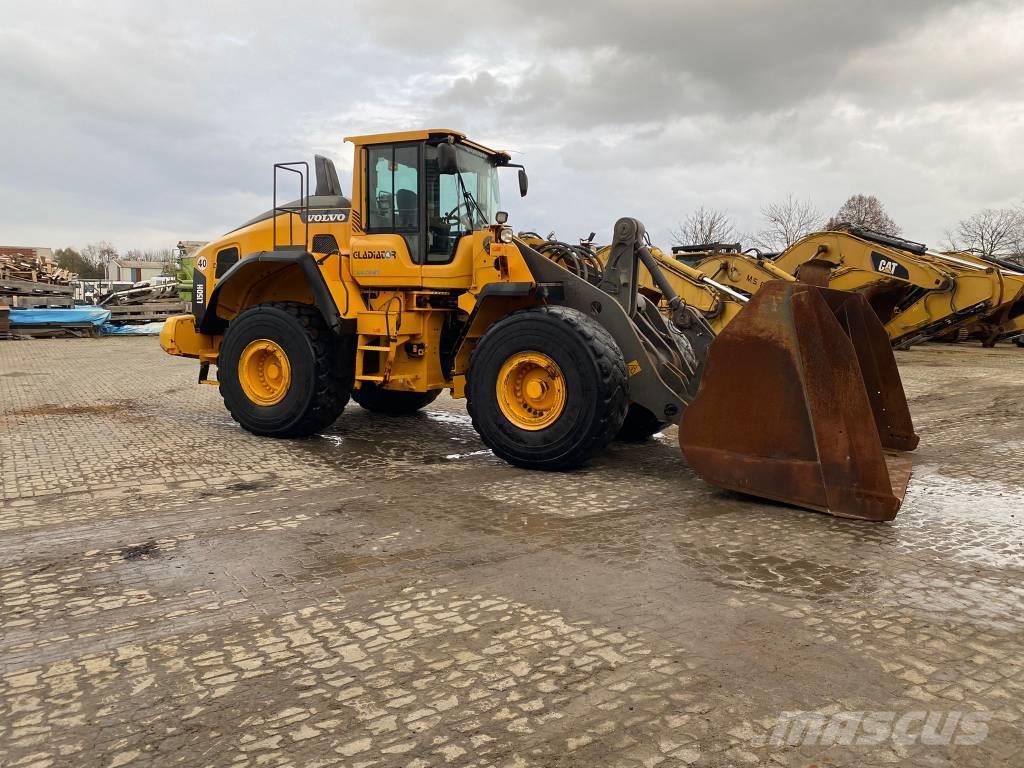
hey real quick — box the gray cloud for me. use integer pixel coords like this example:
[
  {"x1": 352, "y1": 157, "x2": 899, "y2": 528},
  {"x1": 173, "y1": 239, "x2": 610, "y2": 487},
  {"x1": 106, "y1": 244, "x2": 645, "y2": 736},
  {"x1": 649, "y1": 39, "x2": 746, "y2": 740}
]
[{"x1": 1, "y1": 0, "x2": 1021, "y2": 252}]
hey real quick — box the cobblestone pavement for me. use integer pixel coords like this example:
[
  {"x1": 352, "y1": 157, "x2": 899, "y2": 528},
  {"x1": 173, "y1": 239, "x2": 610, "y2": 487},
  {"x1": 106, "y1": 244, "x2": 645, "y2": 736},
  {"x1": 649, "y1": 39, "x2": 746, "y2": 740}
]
[{"x1": 1, "y1": 338, "x2": 1022, "y2": 768}]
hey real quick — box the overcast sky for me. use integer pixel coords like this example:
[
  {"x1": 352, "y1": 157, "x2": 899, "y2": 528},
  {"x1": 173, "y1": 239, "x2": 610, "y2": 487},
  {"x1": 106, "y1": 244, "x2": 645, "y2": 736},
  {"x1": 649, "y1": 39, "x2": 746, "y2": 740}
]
[{"x1": 2, "y1": 0, "x2": 1022, "y2": 253}]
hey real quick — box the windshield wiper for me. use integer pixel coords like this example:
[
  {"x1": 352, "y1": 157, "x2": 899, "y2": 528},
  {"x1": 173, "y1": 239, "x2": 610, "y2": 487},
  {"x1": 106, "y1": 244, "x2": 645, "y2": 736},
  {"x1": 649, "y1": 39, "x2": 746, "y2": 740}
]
[{"x1": 455, "y1": 171, "x2": 488, "y2": 229}]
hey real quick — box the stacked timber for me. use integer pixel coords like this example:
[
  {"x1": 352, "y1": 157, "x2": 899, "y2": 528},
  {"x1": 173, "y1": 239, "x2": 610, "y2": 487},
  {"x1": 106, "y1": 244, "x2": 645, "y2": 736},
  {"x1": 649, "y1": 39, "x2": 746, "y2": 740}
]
[
  {"x1": 0, "y1": 305, "x2": 11, "y2": 340},
  {"x1": 0, "y1": 248, "x2": 75, "y2": 309},
  {"x1": 0, "y1": 248, "x2": 75, "y2": 285},
  {"x1": 0, "y1": 277, "x2": 75, "y2": 308}
]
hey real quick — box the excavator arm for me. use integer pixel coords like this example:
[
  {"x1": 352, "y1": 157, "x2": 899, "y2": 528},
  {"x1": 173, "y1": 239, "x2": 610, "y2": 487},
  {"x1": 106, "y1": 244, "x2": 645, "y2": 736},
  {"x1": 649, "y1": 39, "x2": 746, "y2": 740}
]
[
  {"x1": 692, "y1": 229, "x2": 1006, "y2": 347},
  {"x1": 936, "y1": 251, "x2": 1024, "y2": 346}
]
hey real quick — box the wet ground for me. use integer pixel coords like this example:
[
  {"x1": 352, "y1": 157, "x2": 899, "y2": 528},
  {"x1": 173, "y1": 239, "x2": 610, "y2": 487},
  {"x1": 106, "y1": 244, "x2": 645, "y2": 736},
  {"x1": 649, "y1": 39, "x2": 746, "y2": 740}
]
[{"x1": 0, "y1": 338, "x2": 1022, "y2": 767}]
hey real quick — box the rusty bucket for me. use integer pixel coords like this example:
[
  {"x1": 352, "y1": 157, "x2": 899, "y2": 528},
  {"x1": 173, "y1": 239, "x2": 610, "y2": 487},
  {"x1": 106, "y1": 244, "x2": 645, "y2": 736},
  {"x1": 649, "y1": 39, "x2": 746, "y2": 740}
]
[{"x1": 679, "y1": 281, "x2": 917, "y2": 521}]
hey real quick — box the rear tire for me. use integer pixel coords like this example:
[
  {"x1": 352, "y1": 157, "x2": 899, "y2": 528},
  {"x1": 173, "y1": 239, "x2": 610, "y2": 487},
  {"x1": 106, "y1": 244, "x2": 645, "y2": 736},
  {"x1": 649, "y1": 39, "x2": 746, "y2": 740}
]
[
  {"x1": 616, "y1": 404, "x2": 669, "y2": 442},
  {"x1": 467, "y1": 306, "x2": 628, "y2": 470},
  {"x1": 218, "y1": 302, "x2": 352, "y2": 437},
  {"x1": 352, "y1": 384, "x2": 441, "y2": 414}
]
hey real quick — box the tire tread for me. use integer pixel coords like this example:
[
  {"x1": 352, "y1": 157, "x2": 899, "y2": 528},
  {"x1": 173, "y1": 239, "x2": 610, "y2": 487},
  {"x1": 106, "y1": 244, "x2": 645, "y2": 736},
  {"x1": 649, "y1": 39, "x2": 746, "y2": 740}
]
[
  {"x1": 220, "y1": 302, "x2": 351, "y2": 437},
  {"x1": 467, "y1": 305, "x2": 628, "y2": 469}
]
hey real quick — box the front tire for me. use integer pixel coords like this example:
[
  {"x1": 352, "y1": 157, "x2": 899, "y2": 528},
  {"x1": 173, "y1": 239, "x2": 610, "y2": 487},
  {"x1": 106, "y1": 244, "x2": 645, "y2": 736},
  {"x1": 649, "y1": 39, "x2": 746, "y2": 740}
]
[
  {"x1": 467, "y1": 306, "x2": 628, "y2": 470},
  {"x1": 218, "y1": 302, "x2": 352, "y2": 437},
  {"x1": 352, "y1": 384, "x2": 441, "y2": 414}
]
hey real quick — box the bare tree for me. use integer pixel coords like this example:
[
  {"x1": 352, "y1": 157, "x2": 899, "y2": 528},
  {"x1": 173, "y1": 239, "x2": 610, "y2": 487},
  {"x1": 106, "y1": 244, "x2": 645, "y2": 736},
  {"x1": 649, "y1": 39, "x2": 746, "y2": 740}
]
[
  {"x1": 670, "y1": 206, "x2": 736, "y2": 246},
  {"x1": 53, "y1": 247, "x2": 105, "y2": 279},
  {"x1": 81, "y1": 241, "x2": 119, "y2": 268},
  {"x1": 122, "y1": 247, "x2": 174, "y2": 263},
  {"x1": 826, "y1": 194, "x2": 901, "y2": 236},
  {"x1": 751, "y1": 195, "x2": 823, "y2": 251},
  {"x1": 945, "y1": 206, "x2": 1024, "y2": 259}
]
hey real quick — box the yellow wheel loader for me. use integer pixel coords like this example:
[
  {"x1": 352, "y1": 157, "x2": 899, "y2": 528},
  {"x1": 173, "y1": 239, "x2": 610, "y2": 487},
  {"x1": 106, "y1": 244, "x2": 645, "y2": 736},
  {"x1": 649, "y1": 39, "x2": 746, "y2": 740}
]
[{"x1": 160, "y1": 129, "x2": 918, "y2": 521}]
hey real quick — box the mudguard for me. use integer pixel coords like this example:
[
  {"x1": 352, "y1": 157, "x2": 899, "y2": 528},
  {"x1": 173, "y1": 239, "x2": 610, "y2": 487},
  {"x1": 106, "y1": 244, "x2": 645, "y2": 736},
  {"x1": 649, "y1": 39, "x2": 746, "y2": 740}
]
[{"x1": 198, "y1": 251, "x2": 341, "y2": 335}]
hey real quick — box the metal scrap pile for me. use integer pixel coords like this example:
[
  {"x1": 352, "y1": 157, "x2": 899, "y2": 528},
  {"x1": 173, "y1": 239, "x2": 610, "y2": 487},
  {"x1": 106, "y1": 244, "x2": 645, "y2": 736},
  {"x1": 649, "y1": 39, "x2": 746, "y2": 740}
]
[{"x1": 92, "y1": 280, "x2": 185, "y2": 325}]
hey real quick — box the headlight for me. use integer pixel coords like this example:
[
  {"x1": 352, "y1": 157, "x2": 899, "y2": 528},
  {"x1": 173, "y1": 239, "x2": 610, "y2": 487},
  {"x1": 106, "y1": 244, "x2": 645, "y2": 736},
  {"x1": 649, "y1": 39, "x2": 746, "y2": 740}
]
[{"x1": 499, "y1": 228, "x2": 514, "y2": 244}]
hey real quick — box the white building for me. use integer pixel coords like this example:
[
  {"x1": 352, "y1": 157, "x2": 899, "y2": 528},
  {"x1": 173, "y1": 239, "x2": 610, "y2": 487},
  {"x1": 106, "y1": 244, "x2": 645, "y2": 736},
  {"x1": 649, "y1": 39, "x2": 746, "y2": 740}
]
[{"x1": 105, "y1": 259, "x2": 165, "y2": 283}]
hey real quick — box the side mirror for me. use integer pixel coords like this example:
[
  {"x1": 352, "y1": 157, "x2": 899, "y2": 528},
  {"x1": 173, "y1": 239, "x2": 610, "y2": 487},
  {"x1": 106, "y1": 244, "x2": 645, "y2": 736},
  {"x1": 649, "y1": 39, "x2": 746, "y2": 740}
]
[
  {"x1": 518, "y1": 168, "x2": 529, "y2": 197},
  {"x1": 437, "y1": 143, "x2": 459, "y2": 175}
]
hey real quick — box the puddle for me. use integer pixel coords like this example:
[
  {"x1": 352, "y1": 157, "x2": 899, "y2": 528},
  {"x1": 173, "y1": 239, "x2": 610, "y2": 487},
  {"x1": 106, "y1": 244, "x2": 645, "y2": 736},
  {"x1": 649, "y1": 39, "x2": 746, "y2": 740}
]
[
  {"x1": 422, "y1": 410, "x2": 474, "y2": 427},
  {"x1": 443, "y1": 449, "x2": 492, "y2": 461},
  {"x1": 905, "y1": 464, "x2": 1023, "y2": 526},
  {"x1": 673, "y1": 538, "x2": 876, "y2": 600}
]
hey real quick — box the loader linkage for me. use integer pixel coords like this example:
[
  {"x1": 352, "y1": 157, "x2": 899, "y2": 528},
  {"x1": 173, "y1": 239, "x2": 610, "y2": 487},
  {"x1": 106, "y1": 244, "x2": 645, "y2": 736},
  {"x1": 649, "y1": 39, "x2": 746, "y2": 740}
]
[{"x1": 547, "y1": 217, "x2": 918, "y2": 521}]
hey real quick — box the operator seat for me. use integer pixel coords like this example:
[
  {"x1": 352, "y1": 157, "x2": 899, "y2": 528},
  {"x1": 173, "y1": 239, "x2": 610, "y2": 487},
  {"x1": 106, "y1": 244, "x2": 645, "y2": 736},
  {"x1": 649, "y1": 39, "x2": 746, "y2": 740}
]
[{"x1": 396, "y1": 189, "x2": 418, "y2": 228}]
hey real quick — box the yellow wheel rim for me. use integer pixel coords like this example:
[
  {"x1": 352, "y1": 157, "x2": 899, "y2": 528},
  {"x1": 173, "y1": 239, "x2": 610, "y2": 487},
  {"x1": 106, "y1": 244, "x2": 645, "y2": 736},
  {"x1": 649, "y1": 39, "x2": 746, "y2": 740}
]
[
  {"x1": 496, "y1": 351, "x2": 567, "y2": 431},
  {"x1": 238, "y1": 339, "x2": 292, "y2": 406}
]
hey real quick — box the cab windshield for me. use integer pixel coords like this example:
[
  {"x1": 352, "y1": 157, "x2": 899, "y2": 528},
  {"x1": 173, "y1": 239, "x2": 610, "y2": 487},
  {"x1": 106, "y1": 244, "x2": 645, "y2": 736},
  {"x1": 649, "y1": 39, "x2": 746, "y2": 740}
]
[{"x1": 425, "y1": 144, "x2": 501, "y2": 262}]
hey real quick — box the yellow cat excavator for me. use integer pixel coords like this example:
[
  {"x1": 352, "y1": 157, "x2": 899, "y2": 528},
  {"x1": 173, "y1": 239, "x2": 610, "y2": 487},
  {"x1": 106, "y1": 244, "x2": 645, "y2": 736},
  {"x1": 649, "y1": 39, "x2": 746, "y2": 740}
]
[
  {"x1": 160, "y1": 129, "x2": 917, "y2": 521},
  {"x1": 689, "y1": 229, "x2": 1010, "y2": 348},
  {"x1": 937, "y1": 250, "x2": 1024, "y2": 346}
]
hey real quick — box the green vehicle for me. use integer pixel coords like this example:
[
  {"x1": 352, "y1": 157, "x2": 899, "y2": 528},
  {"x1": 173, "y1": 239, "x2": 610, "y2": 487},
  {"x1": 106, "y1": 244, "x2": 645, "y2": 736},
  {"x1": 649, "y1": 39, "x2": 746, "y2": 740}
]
[{"x1": 174, "y1": 241, "x2": 206, "y2": 307}]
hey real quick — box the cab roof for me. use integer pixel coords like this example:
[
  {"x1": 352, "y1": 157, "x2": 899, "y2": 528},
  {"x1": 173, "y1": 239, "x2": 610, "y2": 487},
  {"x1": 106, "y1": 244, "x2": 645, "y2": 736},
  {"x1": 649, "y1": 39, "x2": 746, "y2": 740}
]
[{"x1": 343, "y1": 129, "x2": 511, "y2": 162}]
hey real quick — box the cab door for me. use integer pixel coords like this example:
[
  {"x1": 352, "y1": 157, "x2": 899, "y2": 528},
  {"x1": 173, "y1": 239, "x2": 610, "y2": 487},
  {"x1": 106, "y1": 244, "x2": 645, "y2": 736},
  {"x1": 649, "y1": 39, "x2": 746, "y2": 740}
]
[
  {"x1": 418, "y1": 142, "x2": 476, "y2": 289},
  {"x1": 348, "y1": 142, "x2": 424, "y2": 288}
]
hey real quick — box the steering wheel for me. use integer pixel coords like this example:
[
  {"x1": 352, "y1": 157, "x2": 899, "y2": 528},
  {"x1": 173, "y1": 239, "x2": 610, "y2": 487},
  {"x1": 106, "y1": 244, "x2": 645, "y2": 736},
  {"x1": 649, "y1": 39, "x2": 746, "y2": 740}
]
[{"x1": 441, "y1": 204, "x2": 462, "y2": 225}]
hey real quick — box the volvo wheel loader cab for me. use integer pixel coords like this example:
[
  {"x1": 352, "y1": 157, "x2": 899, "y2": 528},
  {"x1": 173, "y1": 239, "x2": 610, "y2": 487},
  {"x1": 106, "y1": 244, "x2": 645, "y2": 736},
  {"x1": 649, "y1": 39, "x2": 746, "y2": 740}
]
[{"x1": 160, "y1": 128, "x2": 918, "y2": 521}]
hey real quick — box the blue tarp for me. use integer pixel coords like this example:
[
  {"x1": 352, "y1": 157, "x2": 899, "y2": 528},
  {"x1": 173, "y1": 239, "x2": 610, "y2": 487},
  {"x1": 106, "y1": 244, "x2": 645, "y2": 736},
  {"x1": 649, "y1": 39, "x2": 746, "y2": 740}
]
[
  {"x1": 100, "y1": 322, "x2": 165, "y2": 336},
  {"x1": 9, "y1": 307, "x2": 111, "y2": 326}
]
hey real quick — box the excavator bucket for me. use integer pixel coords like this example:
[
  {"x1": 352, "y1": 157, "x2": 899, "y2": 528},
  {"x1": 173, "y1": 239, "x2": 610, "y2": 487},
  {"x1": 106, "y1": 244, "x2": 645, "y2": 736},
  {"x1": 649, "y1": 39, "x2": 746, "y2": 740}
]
[{"x1": 679, "y1": 281, "x2": 917, "y2": 521}]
